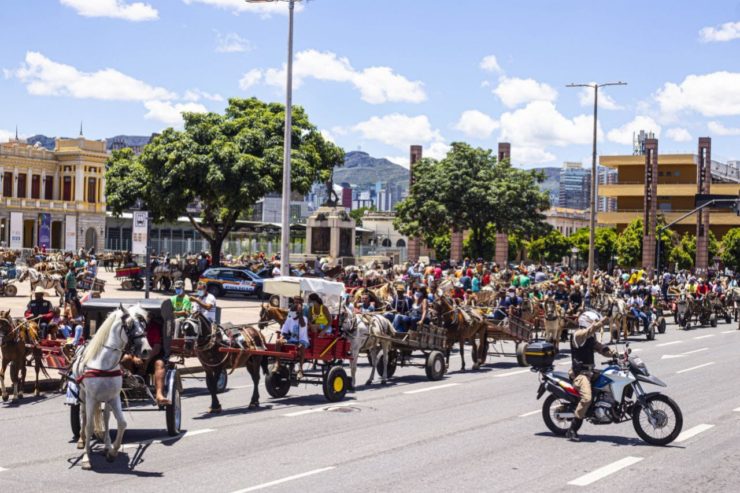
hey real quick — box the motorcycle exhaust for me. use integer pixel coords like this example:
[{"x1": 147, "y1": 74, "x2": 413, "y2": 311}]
[{"x1": 554, "y1": 412, "x2": 575, "y2": 419}]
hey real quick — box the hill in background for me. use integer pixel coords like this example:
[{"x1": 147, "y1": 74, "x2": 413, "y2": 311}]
[{"x1": 334, "y1": 151, "x2": 410, "y2": 191}]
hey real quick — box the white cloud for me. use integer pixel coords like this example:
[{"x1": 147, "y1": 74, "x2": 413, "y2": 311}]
[
  {"x1": 352, "y1": 114, "x2": 443, "y2": 149},
  {"x1": 655, "y1": 71, "x2": 740, "y2": 117},
  {"x1": 665, "y1": 127, "x2": 692, "y2": 142},
  {"x1": 479, "y1": 55, "x2": 502, "y2": 73},
  {"x1": 385, "y1": 156, "x2": 410, "y2": 168},
  {"x1": 493, "y1": 76, "x2": 557, "y2": 108},
  {"x1": 144, "y1": 101, "x2": 208, "y2": 126},
  {"x1": 699, "y1": 21, "x2": 740, "y2": 42},
  {"x1": 60, "y1": 0, "x2": 158, "y2": 21},
  {"x1": 453, "y1": 110, "x2": 499, "y2": 139},
  {"x1": 426, "y1": 141, "x2": 451, "y2": 160},
  {"x1": 239, "y1": 68, "x2": 264, "y2": 91},
  {"x1": 183, "y1": 0, "x2": 303, "y2": 17},
  {"x1": 708, "y1": 121, "x2": 740, "y2": 136},
  {"x1": 8, "y1": 51, "x2": 176, "y2": 102},
  {"x1": 500, "y1": 100, "x2": 598, "y2": 148},
  {"x1": 577, "y1": 85, "x2": 623, "y2": 110},
  {"x1": 319, "y1": 129, "x2": 335, "y2": 143},
  {"x1": 0, "y1": 129, "x2": 19, "y2": 142},
  {"x1": 606, "y1": 115, "x2": 661, "y2": 145},
  {"x1": 246, "y1": 50, "x2": 426, "y2": 104},
  {"x1": 183, "y1": 89, "x2": 224, "y2": 102},
  {"x1": 215, "y1": 32, "x2": 252, "y2": 53},
  {"x1": 511, "y1": 146, "x2": 556, "y2": 164}
]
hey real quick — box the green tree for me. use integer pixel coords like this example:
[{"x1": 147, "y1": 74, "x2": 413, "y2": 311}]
[
  {"x1": 570, "y1": 227, "x2": 618, "y2": 269},
  {"x1": 394, "y1": 142, "x2": 550, "y2": 259},
  {"x1": 720, "y1": 227, "x2": 740, "y2": 271},
  {"x1": 349, "y1": 206, "x2": 375, "y2": 226},
  {"x1": 616, "y1": 218, "x2": 643, "y2": 268},
  {"x1": 525, "y1": 230, "x2": 571, "y2": 263},
  {"x1": 106, "y1": 97, "x2": 343, "y2": 265},
  {"x1": 669, "y1": 232, "x2": 695, "y2": 270}
]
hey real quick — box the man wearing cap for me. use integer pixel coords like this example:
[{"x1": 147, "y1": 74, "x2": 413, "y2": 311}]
[
  {"x1": 191, "y1": 281, "x2": 217, "y2": 322},
  {"x1": 25, "y1": 286, "x2": 54, "y2": 340},
  {"x1": 171, "y1": 280, "x2": 192, "y2": 318},
  {"x1": 567, "y1": 310, "x2": 616, "y2": 442}
]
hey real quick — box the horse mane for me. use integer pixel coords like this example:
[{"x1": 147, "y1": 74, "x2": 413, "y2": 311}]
[{"x1": 81, "y1": 309, "x2": 120, "y2": 366}]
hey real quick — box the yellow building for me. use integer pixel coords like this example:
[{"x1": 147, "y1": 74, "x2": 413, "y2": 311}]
[
  {"x1": 598, "y1": 153, "x2": 740, "y2": 237},
  {"x1": 0, "y1": 135, "x2": 107, "y2": 251}
]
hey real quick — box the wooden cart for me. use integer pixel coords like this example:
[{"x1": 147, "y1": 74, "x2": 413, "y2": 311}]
[
  {"x1": 372, "y1": 324, "x2": 448, "y2": 381},
  {"x1": 482, "y1": 315, "x2": 536, "y2": 367}
]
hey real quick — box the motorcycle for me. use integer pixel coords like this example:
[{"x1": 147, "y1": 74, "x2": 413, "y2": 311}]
[{"x1": 534, "y1": 345, "x2": 683, "y2": 446}]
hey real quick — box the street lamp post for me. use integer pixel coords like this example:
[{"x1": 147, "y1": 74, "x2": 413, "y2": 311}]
[
  {"x1": 566, "y1": 81, "x2": 627, "y2": 290},
  {"x1": 248, "y1": 0, "x2": 299, "y2": 284}
]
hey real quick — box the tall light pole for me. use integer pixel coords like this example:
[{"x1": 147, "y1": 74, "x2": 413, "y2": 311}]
[
  {"x1": 566, "y1": 81, "x2": 626, "y2": 291},
  {"x1": 247, "y1": 0, "x2": 299, "y2": 279}
]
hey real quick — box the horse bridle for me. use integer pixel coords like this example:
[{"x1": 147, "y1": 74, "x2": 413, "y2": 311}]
[{"x1": 104, "y1": 312, "x2": 147, "y2": 354}]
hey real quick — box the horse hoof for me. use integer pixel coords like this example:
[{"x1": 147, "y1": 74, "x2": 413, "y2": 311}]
[
  {"x1": 81, "y1": 462, "x2": 92, "y2": 470},
  {"x1": 473, "y1": 364, "x2": 480, "y2": 371},
  {"x1": 381, "y1": 379, "x2": 387, "y2": 385},
  {"x1": 1, "y1": 395, "x2": 7, "y2": 402},
  {"x1": 76, "y1": 441, "x2": 84, "y2": 450},
  {"x1": 106, "y1": 453, "x2": 115, "y2": 463},
  {"x1": 207, "y1": 407, "x2": 222, "y2": 414},
  {"x1": 364, "y1": 380, "x2": 372, "y2": 386}
]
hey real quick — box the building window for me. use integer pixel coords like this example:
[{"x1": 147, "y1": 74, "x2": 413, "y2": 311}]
[
  {"x1": 674, "y1": 170, "x2": 680, "y2": 177},
  {"x1": 63, "y1": 176, "x2": 72, "y2": 201},
  {"x1": 17, "y1": 174, "x2": 26, "y2": 198},
  {"x1": 396, "y1": 239, "x2": 406, "y2": 248},
  {"x1": 44, "y1": 176, "x2": 53, "y2": 200},
  {"x1": 87, "y1": 177, "x2": 96, "y2": 203},
  {"x1": 2, "y1": 172, "x2": 11, "y2": 197},
  {"x1": 31, "y1": 174, "x2": 40, "y2": 199},
  {"x1": 382, "y1": 238, "x2": 392, "y2": 247}
]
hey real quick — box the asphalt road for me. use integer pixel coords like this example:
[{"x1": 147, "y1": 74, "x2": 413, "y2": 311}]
[{"x1": 1, "y1": 310, "x2": 738, "y2": 493}]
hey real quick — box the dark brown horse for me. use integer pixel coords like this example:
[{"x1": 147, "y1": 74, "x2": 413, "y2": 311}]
[
  {"x1": 180, "y1": 313, "x2": 268, "y2": 413},
  {"x1": 258, "y1": 304, "x2": 287, "y2": 330},
  {"x1": 0, "y1": 311, "x2": 47, "y2": 401},
  {"x1": 433, "y1": 296, "x2": 486, "y2": 371}
]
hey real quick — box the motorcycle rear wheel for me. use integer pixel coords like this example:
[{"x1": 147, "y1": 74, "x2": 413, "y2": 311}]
[
  {"x1": 542, "y1": 394, "x2": 580, "y2": 437},
  {"x1": 632, "y1": 394, "x2": 683, "y2": 446}
]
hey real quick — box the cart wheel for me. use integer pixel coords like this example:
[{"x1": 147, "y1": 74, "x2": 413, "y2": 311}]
[
  {"x1": 516, "y1": 342, "x2": 528, "y2": 367},
  {"x1": 323, "y1": 366, "x2": 348, "y2": 402},
  {"x1": 710, "y1": 314, "x2": 717, "y2": 328},
  {"x1": 4, "y1": 284, "x2": 17, "y2": 297},
  {"x1": 425, "y1": 350, "x2": 446, "y2": 381},
  {"x1": 265, "y1": 365, "x2": 290, "y2": 398},
  {"x1": 132, "y1": 278, "x2": 144, "y2": 290},
  {"x1": 376, "y1": 350, "x2": 397, "y2": 379},
  {"x1": 121, "y1": 279, "x2": 132, "y2": 290},
  {"x1": 725, "y1": 314, "x2": 732, "y2": 324},
  {"x1": 216, "y1": 371, "x2": 228, "y2": 394},
  {"x1": 70, "y1": 404, "x2": 81, "y2": 441},
  {"x1": 658, "y1": 318, "x2": 666, "y2": 334},
  {"x1": 165, "y1": 386, "x2": 182, "y2": 437},
  {"x1": 646, "y1": 324, "x2": 656, "y2": 341}
]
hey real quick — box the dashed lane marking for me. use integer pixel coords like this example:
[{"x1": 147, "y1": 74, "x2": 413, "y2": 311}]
[
  {"x1": 494, "y1": 369, "x2": 531, "y2": 378},
  {"x1": 0, "y1": 466, "x2": 7, "y2": 472},
  {"x1": 676, "y1": 362, "x2": 715, "y2": 374},
  {"x1": 682, "y1": 348, "x2": 708, "y2": 355},
  {"x1": 693, "y1": 334, "x2": 715, "y2": 340},
  {"x1": 519, "y1": 410, "x2": 540, "y2": 418},
  {"x1": 675, "y1": 424, "x2": 715, "y2": 443},
  {"x1": 231, "y1": 466, "x2": 336, "y2": 492},
  {"x1": 283, "y1": 403, "x2": 354, "y2": 417},
  {"x1": 734, "y1": 407, "x2": 740, "y2": 412},
  {"x1": 656, "y1": 340, "x2": 683, "y2": 347},
  {"x1": 403, "y1": 383, "x2": 459, "y2": 395},
  {"x1": 721, "y1": 330, "x2": 738, "y2": 334},
  {"x1": 567, "y1": 456, "x2": 644, "y2": 486}
]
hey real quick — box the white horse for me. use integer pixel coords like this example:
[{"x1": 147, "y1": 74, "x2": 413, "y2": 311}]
[
  {"x1": 340, "y1": 305, "x2": 396, "y2": 389},
  {"x1": 17, "y1": 267, "x2": 65, "y2": 298},
  {"x1": 71, "y1": 304, "x2": 151, "y2": 470}
]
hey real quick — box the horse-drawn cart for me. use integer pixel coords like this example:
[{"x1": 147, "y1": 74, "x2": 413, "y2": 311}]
[
  {"x1": 77, "y1": 273, "x2": 105, "y2": 295},
  {"x1": 231, "y1": 276, "x2": 353, "y2": 402},
  {"x1": 372, "y1": 324, "x2": 447, "y2": 381},
  {"x1": 115, "y1": 266, "x2": 146, "y2": 290},
  {"x1": 482, "y1": 315, "x2": 536, "y2": 367}
]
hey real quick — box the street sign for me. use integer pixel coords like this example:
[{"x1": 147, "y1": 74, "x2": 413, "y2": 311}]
[
  {"x1": 132, "y1": 211, "x2": 148, "y2": 255},
  {"x1": 694, "y1": 194, "x2": 738, "y2": 209}
]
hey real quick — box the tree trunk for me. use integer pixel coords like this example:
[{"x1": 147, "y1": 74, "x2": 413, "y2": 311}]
[{"x1": 209, "y1": 235, "x2": 225, "y2": 267}]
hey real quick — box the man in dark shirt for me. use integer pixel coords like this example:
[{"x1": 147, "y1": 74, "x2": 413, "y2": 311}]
[{"x1": 25, "y1": 286, "x2": 54, "y2": 339}]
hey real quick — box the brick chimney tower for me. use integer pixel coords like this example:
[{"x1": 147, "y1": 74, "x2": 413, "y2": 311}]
[
  {"x1": 407, "y1": 145, "x2": 423, "y2": 263},
  {"x1": 642, "y1": 138, "x2": 658, "y2": 274},
  {"x1": 495, "y1": 143, "x2": 512, "y2": 266},
  {"x1": 696, "y1": 137, "x2": 711, "y2": 274}
]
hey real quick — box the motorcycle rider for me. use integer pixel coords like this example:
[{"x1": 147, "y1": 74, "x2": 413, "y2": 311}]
[{"x1": 567, "y1": 310, "x2": 616, "y2": 442}]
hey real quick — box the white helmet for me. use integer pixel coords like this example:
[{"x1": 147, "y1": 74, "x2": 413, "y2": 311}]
[{"x1": 578, "y1": 310, "x2": 602, "y2": 328}]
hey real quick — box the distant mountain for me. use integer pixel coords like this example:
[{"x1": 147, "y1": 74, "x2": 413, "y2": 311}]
[
  {"x1": 26, "y1": 134, "x2": 57, "y2": 150},
  {"x1": 106, "y1": 135, "x2": 153, "y2": 152},
  {"x1": 334, "y1": 151, "x2": 410, "y2": 191},
  {"x1": 532, "y1": 167, "x2": 560, "y2": 207}
]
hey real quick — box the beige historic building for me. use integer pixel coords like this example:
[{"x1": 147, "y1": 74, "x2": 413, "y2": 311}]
[
  {"x1": 0, "y1": 135, "x2": 107, "y2": 251},
  {"x1": 544, "y1": 207, "x2": 590, "y2": 236}
]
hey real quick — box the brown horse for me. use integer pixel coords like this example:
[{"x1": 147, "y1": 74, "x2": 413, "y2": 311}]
[
  {"x1": 433, "y1": 296, "x2": 486, "y2": 371},
  {"x1": 0, "y1": 311, "x2": 47, "y2": 401},
  {"x1": 258, "y1": 304, "x2": 287, "y2": 330},
  {"x1": 180, "y1": 313, "x2": 268, "y2": 412}
]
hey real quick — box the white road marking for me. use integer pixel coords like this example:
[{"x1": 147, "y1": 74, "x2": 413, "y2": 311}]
[
  {"x1": 657, "y1": 340, "x2": 683, "y2": 347},
  {"x1": 631, "y1": 348, "x2": 643, "y2": 353},
  {"x1": 519, "y1": 410, "x2": 540, "y2": 418},
  {"x1": 675, "y1": 424, "x2": 715, "y2": 443},
  {"x1": 682, "y1": 348, "x2": 708, "y2": 355},
  {"x1": 230, "y1": 384, "x2": 254, "y2": 390},
  {"x1": 721, "y1": 330, "x2": 738, "y2": 334},
  {"x1": 0, "y1": 466, "x2": 7, "y2": 472},
  {"x1": 122, "y1": 428, "x2": 216, "y2": 451},
  {"x1": 403, "y1": 383, "x2": 460, "y2": 394},
  {"x1": 283, "y1": 403, "x2": 353, "y2": 417},
  {"x1": 232, "y1": 466, "x2": 336, "y2": 492},
  {"x1": 494, "y1": 369, "x2": 531, "y2": 378},
  {"x1": 677, "y1": 362, "x2": 715, "y2": 374},
  {"x1": 567, "y1": 456, "x2": 643, "y2": 486},
  {"x1": 693, "y1": 334, "x2": 714, "y2": 340},
  {"x1": 734, "y1": 407, "x2": 740, "y2": 412}
]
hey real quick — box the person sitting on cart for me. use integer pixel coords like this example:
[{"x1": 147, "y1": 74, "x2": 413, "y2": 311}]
[
  {"x1": 395, "y1": 289, "x2": 429, "y2": 332},
  {"x1": 627, "y1": 288, "x2": 650, "y2": 332},
  {"x1": 355, "y1": 292, "x2": 376, "y2": 313},
  {"x1": 492, "y1": 287, "x2": 518, "y2": 321},
  {"x1": 25, "y1": 286, "x2": 54, "y2": 340},
  {"x1": 567, "y1": 284, "x2": 583, "y2": 314},
  {"x1": 387, "y1": 286, "x2": 412, "y2": 327},
  {"x1": 171, "y1": 280, "x2": 192, "y2": 318},
  {"x1": 191, "y1": 281, "x2": 217, "y2": 323},
  {"x1": 121, "y1": 318, "x2": 170, "y2": 406},
  {"x1": 308, "y1": 293, "x2": 332, "y2": 336},
  {"x1": 553, "y1": 281, "x2": 569, "y2": 311},
  {"x1": 279, "y1": 296, "x2": 310, "y2": 379}
]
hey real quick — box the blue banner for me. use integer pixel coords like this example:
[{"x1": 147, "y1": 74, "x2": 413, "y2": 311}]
[{"x1": 38, "y1": 213, "x2": 51, "y2": 248}]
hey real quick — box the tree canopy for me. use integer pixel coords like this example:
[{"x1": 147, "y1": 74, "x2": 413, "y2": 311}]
[
  {"x1": 106, "y1": 97, "x2": 344, "y2": 265},
  {"x1": 570, "y1": 227, "x2": 618, "y2": 269},
  {"x1": 526, "y1": 229, "x2": 572, "y2": 263},
  {"x1": 393, "y1": 142, "x2": 550, "y2": 259},
  {"x1": 720, "y1": 227, "x2": 740, "y2": 271}
]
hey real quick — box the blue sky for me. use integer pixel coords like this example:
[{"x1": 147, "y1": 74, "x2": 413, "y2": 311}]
[{"x1": 2, "y1": 0, "x2": 740, "y2": 168}]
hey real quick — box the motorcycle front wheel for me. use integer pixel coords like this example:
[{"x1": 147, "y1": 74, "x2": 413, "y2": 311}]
[
  {"x1": 542, "y1": 394, "x2": 580, "y2": 436},
  {"x1": 632, "y1": 394, "x2": 683, "y2": 446}
]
